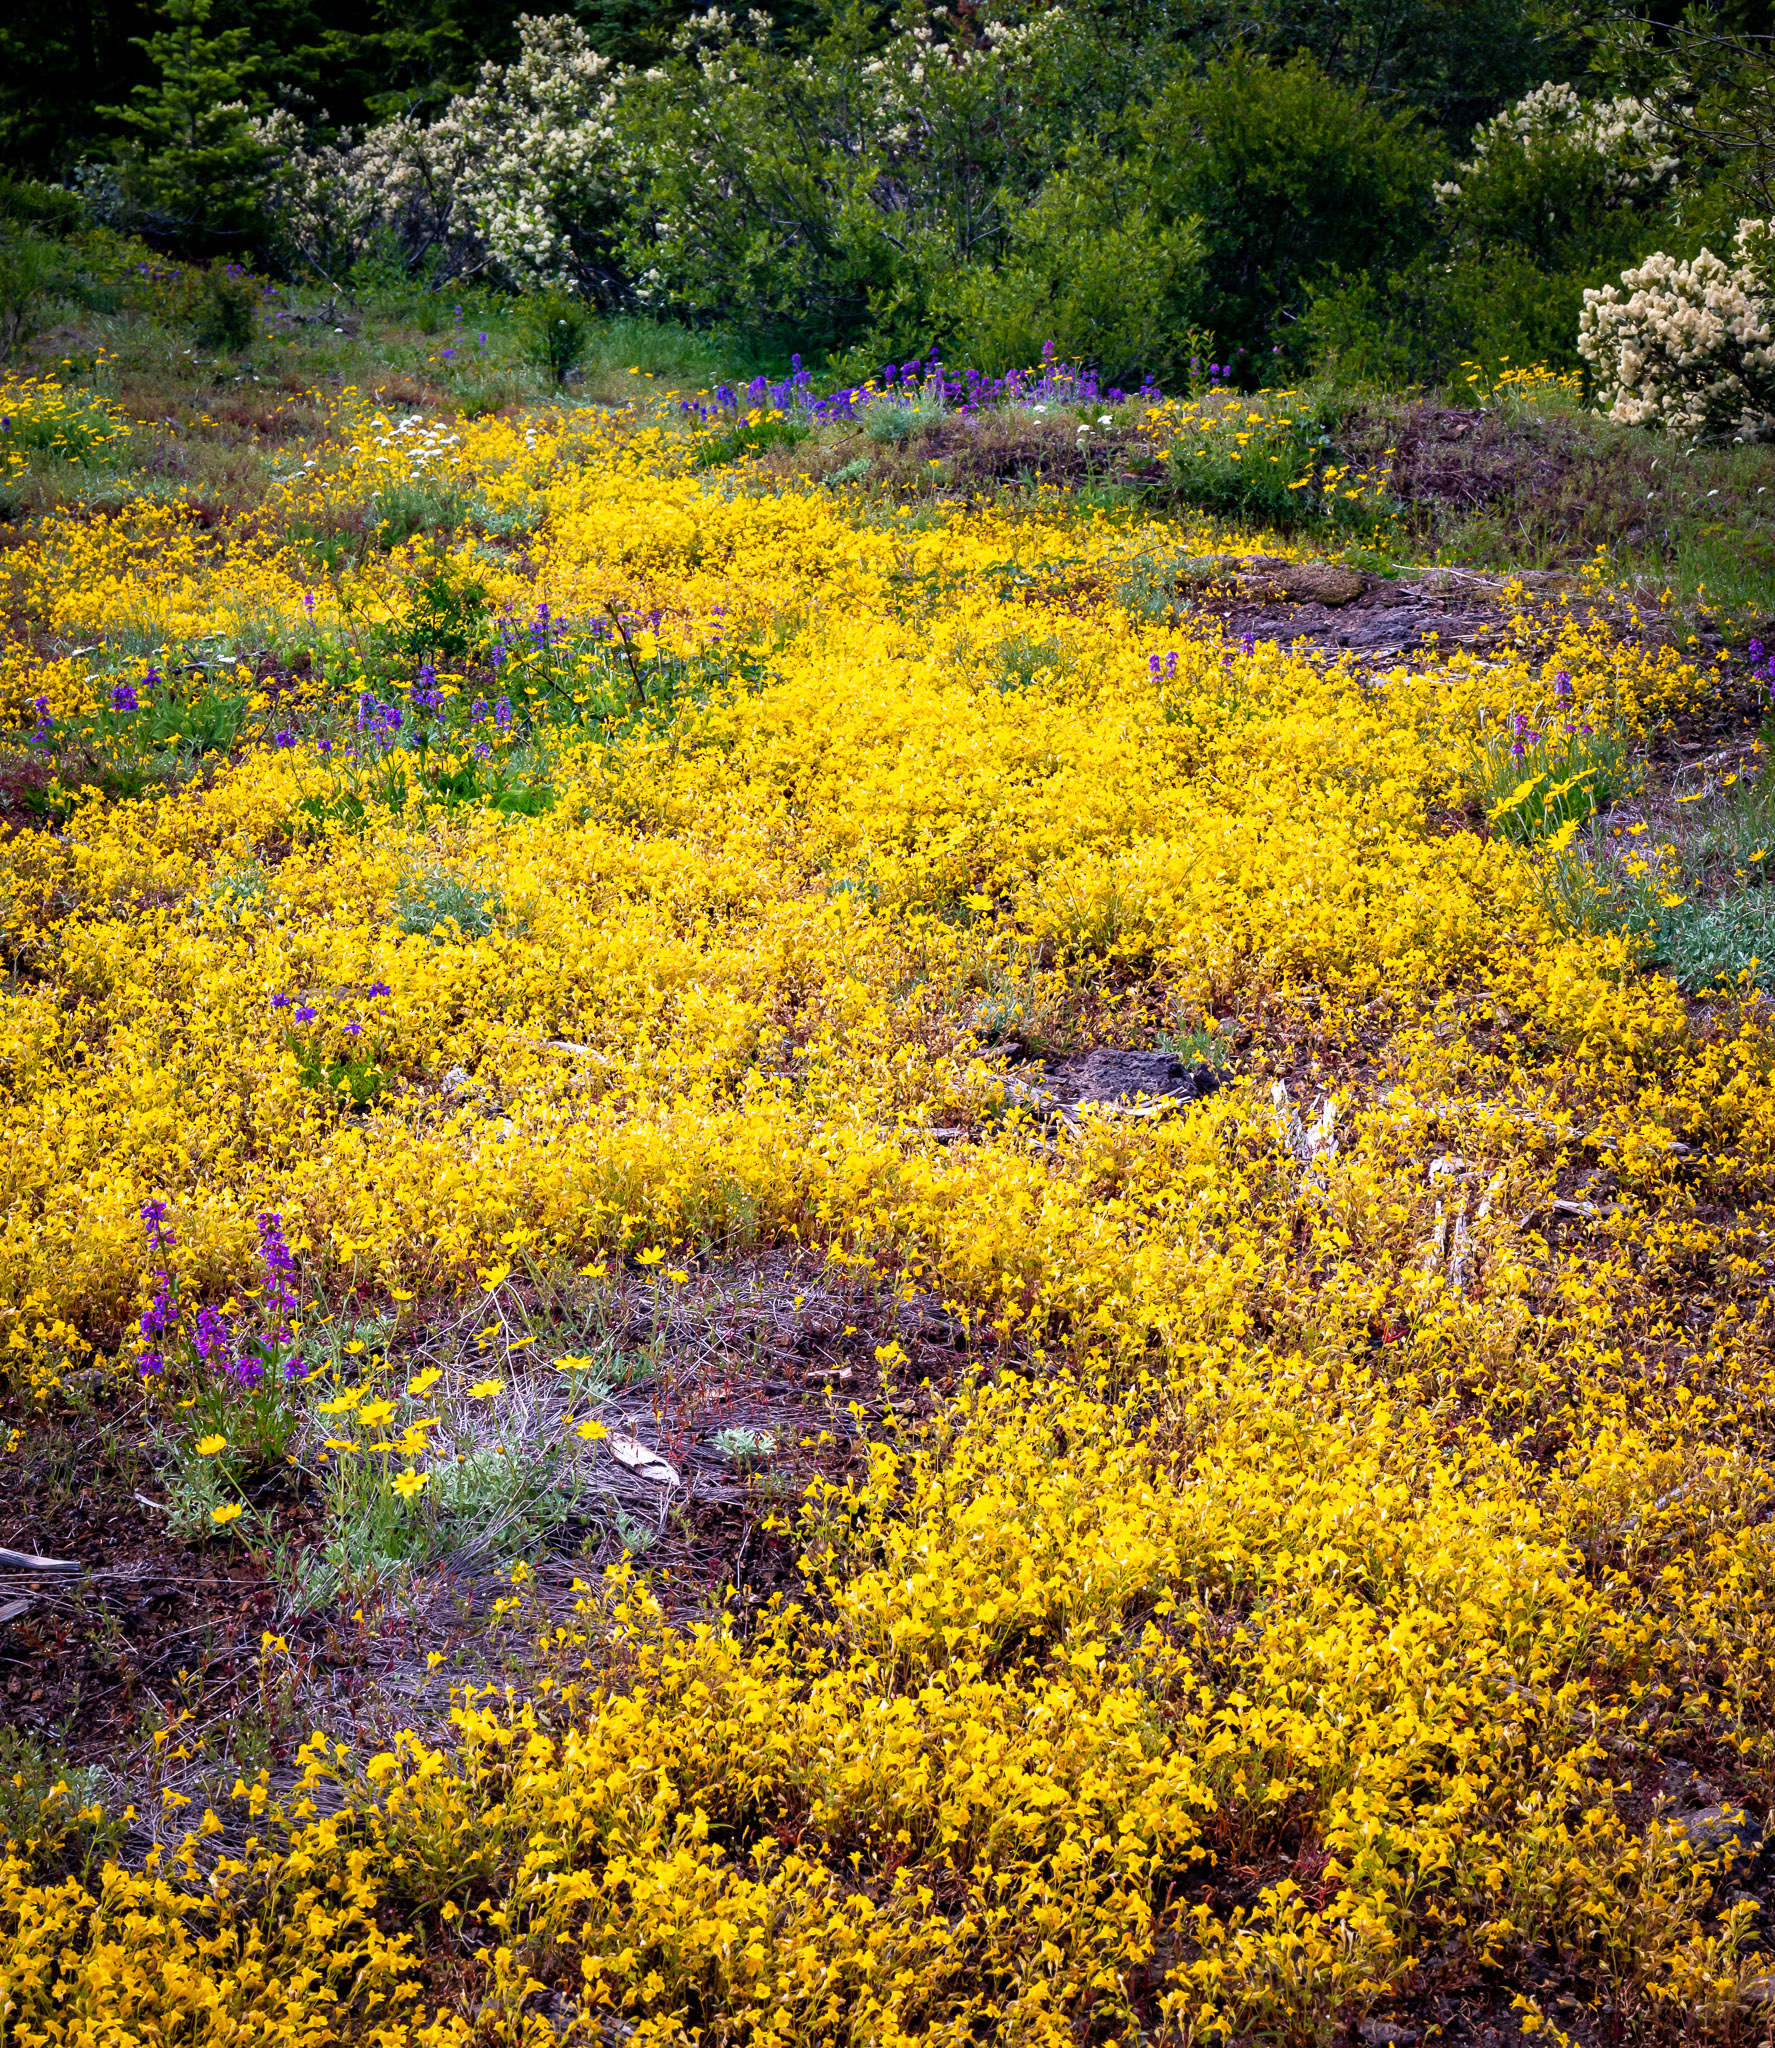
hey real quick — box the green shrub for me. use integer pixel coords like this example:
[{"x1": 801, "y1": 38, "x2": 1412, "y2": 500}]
[
  {"x1": 0, "y1": 230, "x2": 81, "y2": 359},
  {"x1": 1647, "y1": 888, "x2": 1775, "y2": 990},
  {"x1": 939, "y1": 156, "x2": 1202, "y2": 389},
  {"x1": 192, "y1": 262, "x2": 256, "y2": 353},
  {"x1": 0, "y1": 1727, "x2": 121, "y2": 1882},
  {"x1": 518, "y1": 290, "x2": 592, "y2": 387},
  {"x1": 1144, "y1": 48, "x2": 1437, "y2": 371},
  {"x1": 864, "y1": 404, "x2": 939, "y2": 448},
  {"x1": 0, "y1": 175, "x2": 84, "y2": 237},
  {"x1": 692, "y1": 415, "x2": 810, "y2": 468},
  {"x1": 1465, "y1": 715, "x2": 1633, "y2": 843},
  {"x1": 397, "y1": 552, "x2": 491, "y2": 660},
  {"x1": 1162, "y1": 392, "x2": 1394, "y2": 535}
]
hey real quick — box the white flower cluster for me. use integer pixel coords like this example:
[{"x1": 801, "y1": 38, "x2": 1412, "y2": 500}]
[
  {"x1": 434, "y1": 15, "x2": 624, "y2": 291},
  {"x1": 253, "y1": 15, "x2": 625, "y2": 293},
  {"x1": 1579, "y1": 218, "x2": 1775, "y2": 438},
  {"x1": 251, "y1": 106, "x2": 477, "y2": 286},
  {"x1": 1436, "y1": 79, "x2": 1679, "y2": 207}
]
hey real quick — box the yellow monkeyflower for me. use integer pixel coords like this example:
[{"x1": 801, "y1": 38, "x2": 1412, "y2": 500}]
[{"x1": 211, "y1": 1502, "x2": 244, "y2": 1527}]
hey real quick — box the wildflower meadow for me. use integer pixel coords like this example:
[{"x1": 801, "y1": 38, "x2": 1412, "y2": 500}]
[{"x1": 2, "y1": 219, "x2": 1775, "y2": 2048}]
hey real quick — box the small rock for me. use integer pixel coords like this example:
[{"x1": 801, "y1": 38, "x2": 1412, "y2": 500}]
[
  {"x1": 1274, "y1": 562, "x2": 1366, "y2": 606},
  {"x1": 1357, "y1": 2021, "x2": 1419, "y2": 2046},
  {"x1": 1744, "y1": 1973, "x2": 1775, "y2": 2003},
  {"x1": 440, "y1": 1064, "x2": 472, "y2": 1097},
  {"x1": 606, "y1": 1431, "x2": 680, "y2": 1489},
  {"x1": 1676, "y1": 1805, "x2": 1763, "y2": 1866},
  {"x1": 1042, "y1": 1048, "x2": 1223, "y2": 1104}
]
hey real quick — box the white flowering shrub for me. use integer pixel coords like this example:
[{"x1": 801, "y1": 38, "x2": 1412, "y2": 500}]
[
  {"x1": 1579, "y1": 218, "x2": 1775, "y2": 438},
  {"x1": 252, "y1": 16, "x2": 626, "y2": 297},
  {"x1": 612, "y1": 5, "x2": 1065, "y2": 344},
  {"x1": 251, "y1": 109, "x2": 479, "y2": 288},
  {"x1": 1435, "y1": 79, "x2": 1681, "y2": 270},
  {"x1": 435, "y1": 16, "x2": 626, "y2": 296},
  {"x1": 1438, "y1": 80, "x2": 1678, "y2": 209}
]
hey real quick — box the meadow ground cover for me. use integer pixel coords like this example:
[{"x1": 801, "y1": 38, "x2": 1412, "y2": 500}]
[{"x1": 5, "y1": 279, "x2": 1775, "y2": 2048}]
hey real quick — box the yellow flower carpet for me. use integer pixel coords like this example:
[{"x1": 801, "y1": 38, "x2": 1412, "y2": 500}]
[{"x1": 0, "y1": 389, "x2": 1770, "y2": 2045}]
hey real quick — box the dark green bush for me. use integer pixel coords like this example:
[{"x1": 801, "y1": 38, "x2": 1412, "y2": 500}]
[
  {"x1": 518, "y1": 291, "x2": 592, "y2": 387},
  {"x1": 0, "y1": 230, "x2": 81, "y2": 359},
  {"x1": 0, "y1": 174, "x2": 84, "y2": 237},
  {"x1": 192, "y1": 261, "x2": 256, "y2": 352},
  {"x1": 397, "y1": 553, "x2": 492, "y2": 662},
  {"x1": 939, "y1": 154, "x2": 1202, "y2": 389},
  {"x1": 1144, "y1": 48, "x2": 1438, "y2": 372}
]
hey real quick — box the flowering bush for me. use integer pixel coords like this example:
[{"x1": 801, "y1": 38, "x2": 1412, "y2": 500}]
[
  {"x1": 251, "y1": 15, "x2": 624, "y2": 294},
  {"x1": 1579, "y1": 216, "x2": 1775, "y2": 438},
  {"x1": 1438, "y1": 80, "x2": 1680, "y2": 245}
]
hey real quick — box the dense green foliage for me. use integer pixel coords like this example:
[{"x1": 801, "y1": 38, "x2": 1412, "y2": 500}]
[{"x1": 6, "y1": 0, "x2": 1775, "y2": 389}]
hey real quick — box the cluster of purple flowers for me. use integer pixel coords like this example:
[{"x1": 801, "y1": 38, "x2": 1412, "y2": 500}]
[
  {"x1": 271, "y1": 982, "x2": 389, "y2": 1031},
  {"x1": 357, "y1": 691, "x2": 404, "y2": 746},
  {"x1": 1147, "y1": 652, "x2": 1180, "y2": 680},
  {"x1": 26, "y1": 694, "x2": 52, "y2": 748},
  {"x1": 681, "y1": 339, "x2": 1160, "y2": 431},
  {"x1": 412, "y1": 662, "x2": 446, "y2": 713},
  {"x1": 258, "y1": 1211, "x2": 300, "y2": 1366},
  {"x1": 137, "y1": 1199, "x2": 178, "y2": 1378},
  {"x1": 1750, "y1": 639, "x2": 1775, "y2": 701},
  {"x1": 137, "y1": 1199, "x2": 307, "y2": 1387},
  {"x1": 487, "y1": 602, "x2": 570, "y2": 678},
  {"x1": 587, "y1": 607, "x2": 664, "y2": 643},
  {"x1": 185, "y1": 1213, "x2": 309, "y2": 1389},
  {"x1": 108, "y1": 667, "x2": 158, "y2": 717}
]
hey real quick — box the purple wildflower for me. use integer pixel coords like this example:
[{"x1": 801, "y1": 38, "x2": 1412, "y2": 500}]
[
  {"x1": 137, "y1": 1201, "x2": 178, "y2": 1369},
  {"x1": 192, "y1": 1303, "x2": 235, "y2": 1376},
  {"x1": 292, "y1": 1004, "x2": 317, "y2": 1024},
  {"x1": 109, "y1": 680, "x2": 138, "y2": 714}
]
